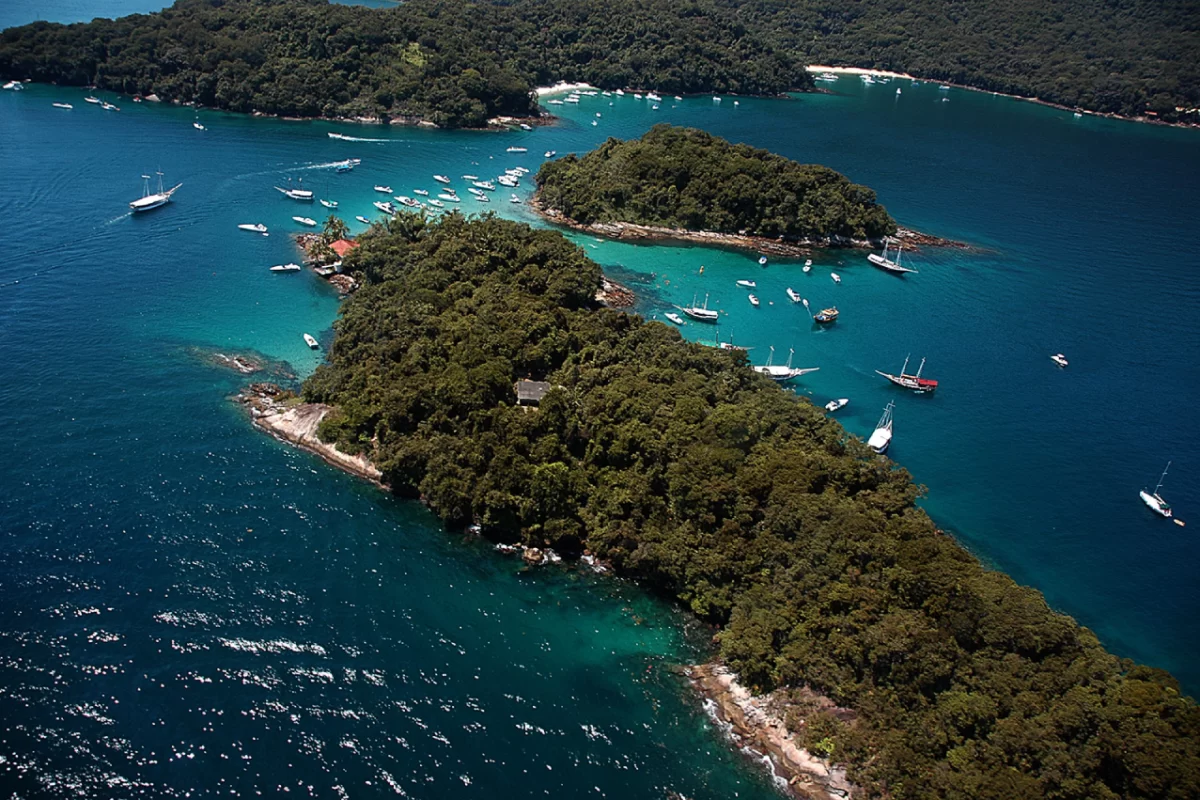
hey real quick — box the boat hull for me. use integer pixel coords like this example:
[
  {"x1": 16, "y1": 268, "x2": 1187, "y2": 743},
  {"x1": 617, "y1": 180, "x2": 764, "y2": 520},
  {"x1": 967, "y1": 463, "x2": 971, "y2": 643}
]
[{"x1": 1139, "y1": 490, "x2": 1173, "y2": 517}]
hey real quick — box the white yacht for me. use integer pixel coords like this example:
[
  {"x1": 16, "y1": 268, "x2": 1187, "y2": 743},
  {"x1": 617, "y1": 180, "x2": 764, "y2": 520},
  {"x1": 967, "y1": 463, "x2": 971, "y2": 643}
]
[
  {"x1": 373, "y1": 185, "x2": 392, "y2": 194},
  {"x1": 786, "y1": 288, "x2": 802, "y2": 303},
  {"x1": 664, "y1": 312, "x2": 685, "y2": 325},
  {"x1": 867, "y1": 238, "x2": 918, "y2": 274},
  {"x1": 238, "y1": 223, "x2": 268, "y2": 233},
  {"x1": 270, "y1": 263, "x2": 302, "y2": 272},
  {"x1": 754, "y1": 347, "x2": 819, "y2": 382},
  {"x1": 52, "y1": 102, "x2": 73, "y2": 109},
  {"x1": 433, "y1": 175, "x2": 451, "y2": 184},
  {"x1": 682, "y1": 293, "x2": 719, "y2": 322},
  {"x1": 506, "y1": 146, "x2": 528, "y2": 153},
  {"x1": 825, "y1": 398, "x2": 849, "y2": 413},
  {"x1": 867, "y1": 403, "x2": 895, "y2": 454},
  {"x1": 292, "y1": 216, "x2": 317, "y2": 227},
  {"x1": 736, "y1": 280, "x2": 757, "y2": 289},
  {"x1": 275, "y1": 180, "x2": 313, "y2": 201}
]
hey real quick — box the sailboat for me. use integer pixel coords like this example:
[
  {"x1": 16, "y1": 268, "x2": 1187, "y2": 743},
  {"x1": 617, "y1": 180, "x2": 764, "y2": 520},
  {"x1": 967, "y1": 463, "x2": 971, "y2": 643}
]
[
  {"x1": 275, "y1": 178, "x2": 313, "y2": 201},
  {"x1": 876, "y1": 355, "x2": 938, "y2": 393},
  {"x1": 129, "y1": 171, "x2": 181, "y2": 212},
  {"x1": 682, "y1": 293, "x2": 719, "y2": 322},
  {"x1": 754, "y1": 347, "x2": 819, "y2": 382},
  {"x1": 867, "y1": 238, "x2": 919, "y2": 274},
  {"x1": 1139, "y1": 462, "x2": 1173, "y2": 518},
  {"x1": 867, "y1": 402, "x2": 895, "y2": 453}
]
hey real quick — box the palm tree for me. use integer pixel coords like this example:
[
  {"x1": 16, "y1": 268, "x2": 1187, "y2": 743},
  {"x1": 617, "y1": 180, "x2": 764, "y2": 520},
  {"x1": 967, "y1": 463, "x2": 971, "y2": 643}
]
[{"x1": 322, "y1": 214, "x2": 349, "y2": 244}]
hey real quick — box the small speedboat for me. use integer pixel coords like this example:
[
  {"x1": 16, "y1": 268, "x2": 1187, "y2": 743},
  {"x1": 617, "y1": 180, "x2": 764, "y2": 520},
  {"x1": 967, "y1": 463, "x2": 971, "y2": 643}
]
[
  {"x1": 320, "y1": 199, "x2": 338, "y2": 209},
  {"x1": 544, "y1": 150, "x2": 556, "y2": 158},
  {"x1": 786, "y1": 288, "x2": 801, "y2": 303},
  {"x1": 519, "y1": 123, "x2": 532, "y2": 131},
  {"x1": 462, "y1": 174, "x2": 479, "y2": 180},
  {"x1": 664, "y1": 312, "x2": 685, "y2": 325},
  {"x1": 825, "y1": 398, "x2": 849, "y2": 413},
  {"x1": 748, "y1": 294, "x2": 760, "y2": 307},
  {"x1": 270, "y1": 263, "x2": 302, "y2": 272},
  {"x1": 292, "y1": 216, "x2": 317, "y2": 227},
  {"x1": 355, "y1": 215, "x2": 371, "y2": 224},
  {"x1": 193, "y1": 122, "x2": 206, "y2": 130},
  {"x1": 373, "y1": 201, "x2": 395, "y2": 214},
  {"x1": 238, "y1": 223, "x2": 268, "y2": 233},
  {"x1": 1050, "y1": 353, "x2": 1069, "y2": 367},
  {"x1": 506, "y1": 146, "x2": 527, "y2": 153},
  {"x1": 437, "y1": 193, "x2": 459, "y2": 203},
  {"x1": 303, "y1": 333, "x2": 320, "y2": 350},
  {"x1": 52, "y1": 102, "x2": 74, "y2": 109},
  {"x1": 831, "y1": 272, "x2": 841, "y2": 283},
  {"x1": 736, "y1": 280, "x2": 757, "y2": 289},
  {"x1": 758, "y1": 256, "x2": 768, "y2": 266},
  {"x1": 592, "y1": 120, "x2": 598, "y2": 126},
  {"x1": 472, "y1": 181, "x2": 495, "y2": 191},
  {"x1": 84, "y1": 96, "x2": 101, "y2": 104},
  {"x1": 413, "y1": 189, "x2": 429, "y2": 196},
  {"x1": 510, "y1": 194, "x2": 521, "y2": 204},
  {"x1": 547, "y1": 99, "x2": 564, "y2": 106},
  {"x1": 427, "y1": 199, "x2": 444, "y2": 208},
  {"x1": 373, "y1": 185, "x2": 392, "y2": 194},
  {"x1": 101, "y1": 102, "x2": 120, "y2": 112},
  {"x1": 433, "y1": 175, "x2": 451, "y2": 184},
  {"x1": 474, "y1": 193, "x2": 490, "y2": 203}
]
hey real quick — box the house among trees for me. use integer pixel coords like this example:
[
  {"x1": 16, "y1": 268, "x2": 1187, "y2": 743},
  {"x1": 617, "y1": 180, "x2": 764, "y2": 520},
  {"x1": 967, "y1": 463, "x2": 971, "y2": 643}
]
[{"x1": 514, "y1": 380, "x2": 551, "y2": 406}]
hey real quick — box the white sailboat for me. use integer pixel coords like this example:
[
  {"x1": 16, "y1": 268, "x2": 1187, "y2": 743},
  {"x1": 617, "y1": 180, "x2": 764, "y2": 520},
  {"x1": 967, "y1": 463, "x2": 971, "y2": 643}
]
[
  {"x1": 867, "y1": 402, "x2": 895, "y2": 453},
  {"x1": 129, "y1": 171, "x2": 181, "y2": 212},
  {"x1": 754, "y1": 347, "x2": 819, "y2": 382},
  {"x1": 1139, "y1": 462, "x2": 1173, "y2": 518},
  {"x1": 682, "y1": 293, "x2": 719, "y2": 322},
  {"x1": 320, "y1": 199, "x2": 338, "y2": 209},
  {"x1": 867, "y1": 238, "x2": 919, "y2": 274},
  {"x1": 275, "y1": 178, "x2": 313, "y2": 201}
]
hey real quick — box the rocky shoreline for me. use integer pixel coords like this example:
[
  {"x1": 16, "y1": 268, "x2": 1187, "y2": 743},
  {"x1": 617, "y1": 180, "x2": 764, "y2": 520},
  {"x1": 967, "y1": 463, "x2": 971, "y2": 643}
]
[
  {"x1": 236, "y1": 383, "x2": 386, "y2": 488},
  {"x1": 689, "y1": 664, "x2": 857, "y2": 800},
  {"x1": 532, "y1": 199, "x2": 965, "y2": 257}
]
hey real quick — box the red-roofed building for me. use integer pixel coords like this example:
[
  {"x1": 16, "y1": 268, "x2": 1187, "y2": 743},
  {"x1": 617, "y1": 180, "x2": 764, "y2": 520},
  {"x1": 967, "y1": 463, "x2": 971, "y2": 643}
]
[{"x1": 329, "y1": 239, "x2": 358, "y2": 258}]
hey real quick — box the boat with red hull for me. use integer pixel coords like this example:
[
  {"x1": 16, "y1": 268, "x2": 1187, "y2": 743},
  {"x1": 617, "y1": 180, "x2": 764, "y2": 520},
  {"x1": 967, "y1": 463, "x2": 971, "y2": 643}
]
[{"x1": 876, "y1": 355, "x2": 938, "y2": 393}]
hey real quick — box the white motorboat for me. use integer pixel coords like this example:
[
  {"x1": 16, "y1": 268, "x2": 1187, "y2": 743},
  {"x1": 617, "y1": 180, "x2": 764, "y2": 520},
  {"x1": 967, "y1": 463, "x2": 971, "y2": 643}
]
[
  {"x1": 510, "y1": 194, "x2": 521, "y2": 204},
  {"x1": 615, "y1": 89, "x2": 625, "y2": 96},
  {"x1": 497, "y1": 176, "x2": 518, "y2": 188},
  {"x1": 867, "y1": 402, "x2": 895, "y2": 454},
  {"x1": 786, "y1": 288, "x2": 802, "y2": 303},
  {"x1": 270, "y1": 263, "x2": 302, "y2": 272},
  {"x1": 413, "y1": 189, "x2": 429, "y2": 196},
  {"x1": 427, "y1": 199, "x2": 444, "y2": 208},
  {"x1": 803, "y1": 259, "x2": 812, "y2": 273},
  {"x1": 825, "y1": 398, "x2": 849, "y2": 413},
  {"x1": 506, "y1": 146, "x2": 527, "y2": 153},
  {"x1": 437, "y1": 193, "x2": 459, "y2": 203},
  {"x1": 633, "y1": 94, "x2": 642, "y2": 100},
  {"x1": 303, "y1": 333, "x2": 320, "y2": 350},
  {"x1": 129, "y1": 171, "x2": 181, "y2": 212},
  {"x1": 474, "y1": 193, "x2": 490, "y2": 203},
  {"x1": 373, "y1": 185, "x2": 392, "y2": 194},
  {"x1": 675, "y1": 95, "x2": 683, "y2": 101},
  {"x1": 1139, "y1": 462, "x2": 1174, "y2": 518},
  {"x1": 647, "y1": 93, "x2": 662, "y2": 101},
  {"x1": 433, "y1": 175, "x2": 451, "y2": 184},
  {"x1": 748, "y1": 294, "x2": 760, "y2": 307},
  {"x1": 867, "y1": 238, "x2": 918, "y2": 274},
  {"x1": 52, "y1": 102, "x2": 73, "y2": 109},
  {"x1": 355, "y1": 215, "x2": 371, "y2": 224},
  {"x1": 736, "y1": 280, "x2": 757, "y2": 289},
  {"x1": 472, "y1": 181, "x2": 495, "y2": 191},
  {"x1": 320, "y1": 199, "x2": 338, "y2": 209},
  {"x1": 373, "y1": 200, "x2": 395, "y2": 214},
  {"x1": 238, "y1": 223, "x2": 268, "y2": 233},
  {"x1": 2, "y1": 81, "x2": 19, "y2": 90},
  {"x1": 831, "y1": 272, "x2": 842, "y2": 283},
  {"x1": 101, "y1": 102, "x2": 120, "y2": 111},
  {"x1": 547, "y1": 99, "x2": 564, "y2": 105},
  {"x1": 468, "y1": 187, "x2": 486, "y2": 197},
  {"x1": 758, "y1": 255, "x2": 768, "y2": 265},
  {"x1": 292, "y1": 216, "x2": 317, "y2": 227},
  {"x1": 682, "y1": 293, "x2": 719, "y2": 322},
  {"x1": 754, "y1": 346, "x2": 819, "y2": 382},
  {"x1": 462, "y1": 174, "x2": 479, "y2": 180},
  {"x1": 1051, "y1": 353, "x2": 1069, "y2": 367},
  {"x1": 519, "y1": 123, "x2": 533, "y2": 131},
  {"x1": 544, "y1": 150, "x2": 557, "y2": 158},
  {"x1": 193, "y1": 121, "x2": 206, "y2": 130},
  {"x1": 84, "y1": 96, "x2": 101, "y2": 104},
  {"x1": 664, "y1": 312, "x2": 685, "y2": 325}
]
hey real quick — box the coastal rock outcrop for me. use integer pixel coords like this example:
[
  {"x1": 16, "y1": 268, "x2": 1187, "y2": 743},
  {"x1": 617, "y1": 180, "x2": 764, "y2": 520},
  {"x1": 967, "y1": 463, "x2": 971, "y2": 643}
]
[
  {"x1": 237, "y1": 384, "x2": 384, "y2": 487},
  {"x1": 689, "y1": 664, "x2": 858, "y2": 800}
]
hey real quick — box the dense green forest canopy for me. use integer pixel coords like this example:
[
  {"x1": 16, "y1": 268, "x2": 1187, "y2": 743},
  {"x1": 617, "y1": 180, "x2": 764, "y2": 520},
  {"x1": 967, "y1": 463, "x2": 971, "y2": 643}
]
[
  {"x1": 715, "y1": 0, "x2": 1200, "y2": 122},
  {"x1": 304, "y1": 212, "x2": 1200, "y2": 799},
  {"x1": 0, "y1": 0, "x2": 807, "y2": 127},
  {"x1": 535, "y1": 124, "x2": 896, "y2": 241}
]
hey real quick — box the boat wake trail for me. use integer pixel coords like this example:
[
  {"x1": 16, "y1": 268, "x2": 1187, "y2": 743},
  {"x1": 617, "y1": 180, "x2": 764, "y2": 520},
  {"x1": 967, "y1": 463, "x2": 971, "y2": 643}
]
[{"x1": 327, "y1": 132, "x2": 390, "y2": 143}]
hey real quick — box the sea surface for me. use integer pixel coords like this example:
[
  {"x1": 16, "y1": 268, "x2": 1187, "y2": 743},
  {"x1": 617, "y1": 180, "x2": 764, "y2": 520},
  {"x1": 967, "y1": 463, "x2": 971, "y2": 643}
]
[{"x1": 2, "y1": 4, "x2": 1200, "y2": 797}]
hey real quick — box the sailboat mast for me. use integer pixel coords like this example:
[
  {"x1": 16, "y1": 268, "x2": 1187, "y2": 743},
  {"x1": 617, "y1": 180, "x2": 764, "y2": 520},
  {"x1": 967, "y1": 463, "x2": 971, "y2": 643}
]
[
  {"x1": 786, "y1": 348, "x2": 794, "y2": 369},
  {"x1": 1155, "y1": 461, "x2": 1171, "y2": 494},
  {"x1": 915, "y1": 358, "x2": 925, "y2": 379}
]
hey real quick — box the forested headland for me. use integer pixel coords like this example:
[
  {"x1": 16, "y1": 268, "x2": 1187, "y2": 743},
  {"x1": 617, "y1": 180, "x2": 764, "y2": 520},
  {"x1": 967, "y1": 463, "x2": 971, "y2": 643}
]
[
  {"x1": 535, "y1": 124, "x2": 896, "y2": 243},
  {"x1": 301, "y1": 212, "x2": 1200, "y2": 799},
  {"x1": 718, "y1": 0, "x2": 1200, "y2": 123},
  {"x1": 0, "y1": 0, "x2": 807, "y2": 128}
]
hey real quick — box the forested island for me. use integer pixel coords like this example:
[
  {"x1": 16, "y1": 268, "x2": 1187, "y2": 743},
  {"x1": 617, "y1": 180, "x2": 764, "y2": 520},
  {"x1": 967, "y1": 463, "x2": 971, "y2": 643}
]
[
  {"x1": 720, "y1": 0, "x2": 1200, "y2": 124},
  {"x1": 0, "y1": 0, "x2": 806, "y2": 128},
  {"x1": 535, "y1": 125, "x2": 897, "y2": 245},
  {"x1": 290, "y1": 212, "x2": 1200, "y2": 799}
]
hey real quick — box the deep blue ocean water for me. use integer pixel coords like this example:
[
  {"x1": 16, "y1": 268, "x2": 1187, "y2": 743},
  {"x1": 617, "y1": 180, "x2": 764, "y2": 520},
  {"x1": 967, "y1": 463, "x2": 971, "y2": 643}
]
[{"x1": 2, "y1": 3, "x2": 1200, "y2": 796}]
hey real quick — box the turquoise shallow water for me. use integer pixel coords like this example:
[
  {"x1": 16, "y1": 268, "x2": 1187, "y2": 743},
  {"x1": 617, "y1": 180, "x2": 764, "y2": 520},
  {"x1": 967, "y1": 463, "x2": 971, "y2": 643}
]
[{"x1": 2, "y1": 7, "x2": 1200, "y2": 795}]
